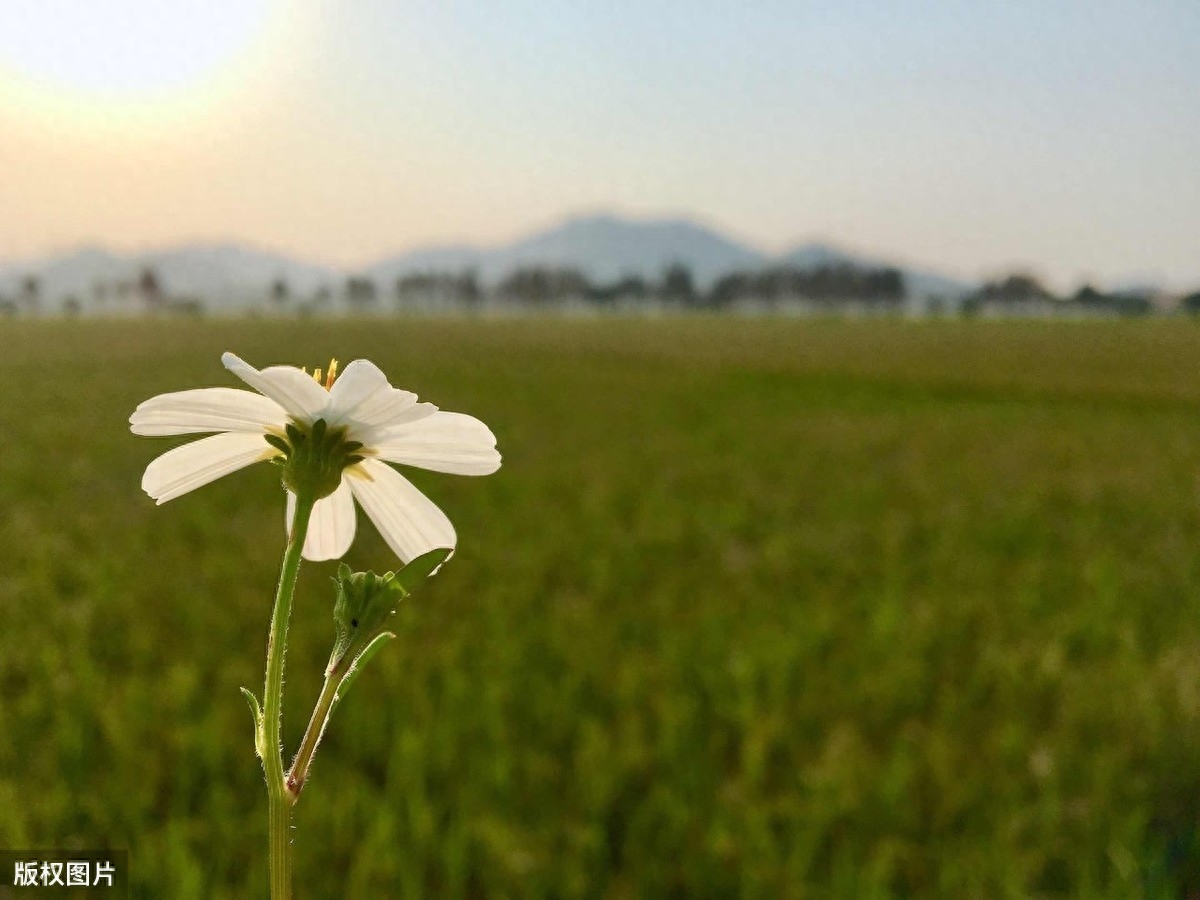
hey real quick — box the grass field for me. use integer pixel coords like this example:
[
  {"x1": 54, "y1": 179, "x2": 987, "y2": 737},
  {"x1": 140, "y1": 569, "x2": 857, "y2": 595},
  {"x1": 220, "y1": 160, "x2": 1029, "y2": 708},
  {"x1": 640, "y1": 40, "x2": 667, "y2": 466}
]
[{"x1": 4, "y1": 316, "x2": 1200, "y2": 898}]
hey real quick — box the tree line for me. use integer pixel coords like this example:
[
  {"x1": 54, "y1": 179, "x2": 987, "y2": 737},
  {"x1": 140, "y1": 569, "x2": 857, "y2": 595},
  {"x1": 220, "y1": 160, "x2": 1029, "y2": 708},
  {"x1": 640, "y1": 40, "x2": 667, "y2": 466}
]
[{"x1": 6, "y1": 262, "x2": 1200, "y2": 317}]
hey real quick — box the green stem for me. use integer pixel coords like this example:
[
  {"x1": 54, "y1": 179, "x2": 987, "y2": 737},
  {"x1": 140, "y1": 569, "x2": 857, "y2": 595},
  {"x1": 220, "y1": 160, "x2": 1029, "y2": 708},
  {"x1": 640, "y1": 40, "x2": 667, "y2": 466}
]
[
  {"x1": 286, "y1": 662, "x2": 344, "y2": 798},
  {"x1": 289, "y1": 631, "x2": 397, "y2": 799},
  {"x1": 263, "y1": 494, "x2": 314, "y2": 900}
]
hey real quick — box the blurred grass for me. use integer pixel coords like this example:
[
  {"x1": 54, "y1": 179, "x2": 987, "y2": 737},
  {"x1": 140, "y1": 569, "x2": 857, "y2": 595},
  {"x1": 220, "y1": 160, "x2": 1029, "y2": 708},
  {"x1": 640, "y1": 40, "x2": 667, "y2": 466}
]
[{"x1": 3, "y1": 317, "x2": 1200, "y2": 897}]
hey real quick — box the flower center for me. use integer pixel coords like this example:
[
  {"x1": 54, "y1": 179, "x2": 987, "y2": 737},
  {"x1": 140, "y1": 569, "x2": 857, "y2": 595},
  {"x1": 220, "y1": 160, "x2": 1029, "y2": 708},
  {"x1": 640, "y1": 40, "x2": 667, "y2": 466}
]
[{"x1": 264, "y1": 417, "x2": 364, "y2": 500}]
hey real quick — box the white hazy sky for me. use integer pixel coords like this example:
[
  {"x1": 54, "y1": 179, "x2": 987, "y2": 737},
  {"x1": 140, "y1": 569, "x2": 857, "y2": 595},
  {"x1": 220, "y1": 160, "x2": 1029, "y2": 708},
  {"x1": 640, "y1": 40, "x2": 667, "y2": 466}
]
[{"x1": 0, "y1": 0, "x2": 1197, "y2": 289}]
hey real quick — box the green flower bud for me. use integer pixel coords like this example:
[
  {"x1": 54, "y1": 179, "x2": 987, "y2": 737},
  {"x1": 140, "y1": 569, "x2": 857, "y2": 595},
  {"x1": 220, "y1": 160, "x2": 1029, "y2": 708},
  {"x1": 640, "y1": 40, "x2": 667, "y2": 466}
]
[{"x1": 328, "y1": 548, "x2": 452, "y2": 675}]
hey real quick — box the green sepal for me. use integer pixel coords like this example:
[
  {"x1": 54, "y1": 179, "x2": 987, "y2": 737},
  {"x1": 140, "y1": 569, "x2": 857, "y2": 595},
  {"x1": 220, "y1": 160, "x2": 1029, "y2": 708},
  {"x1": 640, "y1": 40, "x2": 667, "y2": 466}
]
[
  {"x1": 275, "y1": 416, "x2": 366, "y2": 500},
  {"x1": 240, "y1": 686, "x2": 267, "y2": 760},
  {"x1": 327, "y1": 548, "x2": 452, "y2": 675}
]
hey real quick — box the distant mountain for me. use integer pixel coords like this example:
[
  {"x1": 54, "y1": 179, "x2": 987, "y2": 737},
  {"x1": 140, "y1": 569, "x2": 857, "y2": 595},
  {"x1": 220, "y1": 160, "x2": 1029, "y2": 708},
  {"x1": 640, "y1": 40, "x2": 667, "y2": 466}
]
[
  {"x1": 366, "y1": 244, "x2": 485, "y2": 288},
  {"x1": 369, "y1": 216, "x2": 971, "y2": 299},
  {"x1": 143, "y1": 244, "x2": 339, "y2": 309},
  {"x1": 0, "y1": 246, "x2": 127, "y2": 300},
  {"x1": 0, "y1": 243, "x2": 340, "y2": 312},
  {"x1": 486, "y1": 214, "x2": 766, "y2": 286},
  {"x1": 777, "y1": 242, "x2": 860, "y2": 270},
  {"x1": 367, "y1": 214, "x2": 767, "y2": 288},
  {"x1": 0, "y1": 213, "x2": 977, "y2": 311}
]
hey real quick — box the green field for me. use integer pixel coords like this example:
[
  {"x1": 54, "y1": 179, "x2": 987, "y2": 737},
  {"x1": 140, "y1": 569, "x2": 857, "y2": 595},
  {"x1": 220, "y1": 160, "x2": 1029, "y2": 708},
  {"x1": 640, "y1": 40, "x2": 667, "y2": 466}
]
[{"x1": 4, "y1": 317, "x2": 1200, "y2": 898}]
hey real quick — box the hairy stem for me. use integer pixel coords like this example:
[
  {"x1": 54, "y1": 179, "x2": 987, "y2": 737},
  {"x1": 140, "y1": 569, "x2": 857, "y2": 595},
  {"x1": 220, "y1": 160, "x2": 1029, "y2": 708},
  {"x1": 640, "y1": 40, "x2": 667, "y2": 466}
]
[
  {"x1": 286, "y1": 662, "x2": 344, "y2": 798},
  {"x1": 263, "y1": 494, "x2": 314, "y2": 900}
]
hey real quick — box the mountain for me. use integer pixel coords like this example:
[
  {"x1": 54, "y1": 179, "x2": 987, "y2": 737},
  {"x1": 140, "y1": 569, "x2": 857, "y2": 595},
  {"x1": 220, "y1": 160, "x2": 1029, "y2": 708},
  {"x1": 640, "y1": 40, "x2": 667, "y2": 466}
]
[
  {"x1": 0, "y1": 246, "x2": 127, "y2": 300},
  {"x1": 367, "y1": 214, "x2": 767, "y2": 288},
  {"x1": 484, "y1": 214, "x2": 765, "y2": 286},
  {"x1": 0, "y1": 214, "x2": 976, "y2": 311},
  {"x1": 365, "y1": 244, "x2": 485, "y2": 288},
  {"x1": 143, "y1": 244, "x2": 339, "y2": 308},
  {"x1": 368, "y1": 216, "x2": 971, "y2": 298},
  {"x1": 0, "y1": 243, "x2": 340, "y2": 313}
]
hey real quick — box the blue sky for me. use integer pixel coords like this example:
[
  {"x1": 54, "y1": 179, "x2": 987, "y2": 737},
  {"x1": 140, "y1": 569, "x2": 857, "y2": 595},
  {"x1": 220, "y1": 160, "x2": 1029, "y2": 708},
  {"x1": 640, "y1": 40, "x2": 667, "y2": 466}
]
[{"x1": 0, "y1": 0, "x2": 1196, "y2": 288}]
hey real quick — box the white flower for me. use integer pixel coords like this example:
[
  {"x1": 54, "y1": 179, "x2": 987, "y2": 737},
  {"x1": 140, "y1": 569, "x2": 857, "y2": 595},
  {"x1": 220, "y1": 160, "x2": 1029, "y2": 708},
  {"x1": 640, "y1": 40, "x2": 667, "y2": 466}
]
[{"x1": 130, "y1": 353, "x2": 500, "y2": 563}]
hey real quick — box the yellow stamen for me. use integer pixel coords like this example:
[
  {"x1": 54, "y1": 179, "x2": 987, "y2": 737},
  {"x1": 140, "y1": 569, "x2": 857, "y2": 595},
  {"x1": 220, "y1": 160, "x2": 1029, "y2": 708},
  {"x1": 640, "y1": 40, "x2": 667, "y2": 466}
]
[{"x1": 304, "y1": 358, "x2": 340, "y2": 390}]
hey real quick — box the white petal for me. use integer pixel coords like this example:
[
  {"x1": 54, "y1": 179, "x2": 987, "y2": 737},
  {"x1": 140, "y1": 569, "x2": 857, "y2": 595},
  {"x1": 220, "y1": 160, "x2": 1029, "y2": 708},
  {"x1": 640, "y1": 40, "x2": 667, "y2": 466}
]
[
  {"x1": 130, "y1": 387, "x2": 288, "y2": 436},
  {"x1": 325, "y1": 358, "x2": 436, "y2": 432},
  {"x1": 286, "y1": 482, "x2": 357, "y2": 562},
  {"x1": 142, "y1": 432, "x2": 277, "y2": 505},
  {"x1": 221, "y1": 352, "x2": 330, "y2": 421},
  {"x1": 370, "y1": 411, "x2": 501, "y2": 475},
  {"x1": 347, "y1": 459, "x2": 456, "y2": 563}
]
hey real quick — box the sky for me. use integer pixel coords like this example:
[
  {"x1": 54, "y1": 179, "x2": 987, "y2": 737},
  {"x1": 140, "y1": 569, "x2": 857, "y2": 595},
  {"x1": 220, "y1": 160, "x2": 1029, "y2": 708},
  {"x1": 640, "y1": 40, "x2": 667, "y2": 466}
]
[{"x1": 0, "y1": 0, "x2": 1197, "y2": 290}]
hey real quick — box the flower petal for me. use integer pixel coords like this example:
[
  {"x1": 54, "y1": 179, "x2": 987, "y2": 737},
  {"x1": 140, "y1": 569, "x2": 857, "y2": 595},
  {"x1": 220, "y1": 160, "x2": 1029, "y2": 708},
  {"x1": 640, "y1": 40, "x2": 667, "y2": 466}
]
[
  {"x1": 221, "y1": 352, "x2": 330, "y2": 421},
  {"x1": 325, "y1": 359, "x2": 436, "y2": 432},
  {"x1": 142, "y1": 432, "x2": 277, "y2": 505},
  {"x1": 286, "y1": 481, "x2": 357, "y2": 562},
  {"x1": 130, "y1": 387, "x2": 288, "y2": 436},
  {"x1": 370, "y1": 411, "x2": 501, "y2": 475},
  {"x1": 347, "y1": 458, "x2": 456, "y2": 563}
]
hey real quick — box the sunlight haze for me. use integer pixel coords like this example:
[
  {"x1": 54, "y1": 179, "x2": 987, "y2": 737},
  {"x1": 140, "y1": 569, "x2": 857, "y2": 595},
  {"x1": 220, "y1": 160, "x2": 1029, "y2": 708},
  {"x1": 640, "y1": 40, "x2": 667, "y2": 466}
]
[{"x1": 0, "y1": 1, "x2": 1196, "y2": 291}]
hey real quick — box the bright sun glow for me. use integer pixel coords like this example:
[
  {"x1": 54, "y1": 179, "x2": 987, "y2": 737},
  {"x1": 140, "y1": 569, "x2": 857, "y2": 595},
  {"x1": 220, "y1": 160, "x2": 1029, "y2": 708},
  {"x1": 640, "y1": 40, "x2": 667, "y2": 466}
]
[{"x1": 0, "y1": 0, "x2": 276, "y2": 99}]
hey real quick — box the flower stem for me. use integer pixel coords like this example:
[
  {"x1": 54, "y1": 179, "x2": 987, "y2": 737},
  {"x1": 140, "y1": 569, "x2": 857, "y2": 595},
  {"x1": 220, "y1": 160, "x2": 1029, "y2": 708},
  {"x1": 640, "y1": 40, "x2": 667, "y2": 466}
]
[
  {"x1": 286, "y1": 661, "x2": 345, "y2": 798},
  {"x1": 263, "y1": 494, "x2": 314, "y2": 900}
]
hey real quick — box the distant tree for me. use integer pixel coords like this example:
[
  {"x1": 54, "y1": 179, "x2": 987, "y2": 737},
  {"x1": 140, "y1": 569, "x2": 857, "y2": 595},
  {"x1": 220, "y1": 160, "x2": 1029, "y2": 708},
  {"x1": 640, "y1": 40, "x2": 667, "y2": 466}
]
[
  {"x1": 1073, "y1": 284, "x2": 1105, "y2": 306},
  {"x1": 499, "y1": 268, "x2": 551, "y2": 306},
  {"x1": 270, "y1": 277, "x2": 290, "y2": 310},
  {"x1": 864, "y1": 267, "x2": 905, "y2": 300},
  {"x1": 396, "y1": 273, "x2": 432, "y2": 310},
  {"x1": 709, "y1": 272, "x2": 752, "y2": 308},
  {"x1": 170, "y1": 298, "x2": 206, "y2": 317},
  {"x1": 588, "y1": 274, "x2": 649, "y2": 307},
  {"x1": 614, "y1": 274, "x2": 648, "y2": 300},
  {"x1": 974, "y1": 273, "x2": 1055, "y2": 304},
  {"x1": 20, "y1": 276, "x2": 40, "y2": 315},
  {"x1": 62, "y1": 295, "x2": 81, "y2": 317},
  {"x1": 661, "y1": 263, "x2": 696, "y2": 307},
  {"x1": 345, "y1": 276, "x2": 377, "y2": 313},
  {"x1": 139, "y1": 267, "x2": 165, "y2": 312},
  {"x1": 706, "y1": 264, "x2": 904, "y2": 309},
  {"x1": 1181, "y1": 290, "x2": 1200, "y2": 315},
  {"x1": 1109, "y1": 292, "x2": 1153, "y2": 316},
  {"x1": 1071, "y1": 283, "x2": 1152, "y2": 317},
  {"x1": 457, "y1": 270, "x2": 482, "y2": 310},
  {"x1": 499, "y1": 267, "x2": 589, "y2": 307}
]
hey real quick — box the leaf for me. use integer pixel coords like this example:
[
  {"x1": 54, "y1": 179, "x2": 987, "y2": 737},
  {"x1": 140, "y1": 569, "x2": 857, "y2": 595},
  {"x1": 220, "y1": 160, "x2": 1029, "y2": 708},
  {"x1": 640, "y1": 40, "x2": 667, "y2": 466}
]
[
  {"x1": 333, "y1": 632, "x2": 396, "y2": 708},
  {"x1": 390, "y1": 547, "x2": 453, "y2": 596},
  {"x1": 239, "y1": 687, "x2": 267, "y2": 760}
]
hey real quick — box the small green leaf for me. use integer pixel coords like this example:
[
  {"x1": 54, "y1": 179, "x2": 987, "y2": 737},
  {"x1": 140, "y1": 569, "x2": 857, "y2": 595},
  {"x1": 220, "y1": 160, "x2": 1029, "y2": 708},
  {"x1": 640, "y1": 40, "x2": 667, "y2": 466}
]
[
  {"x1": 240, "y1": 686, "x2": 262, "y2": 722},
  {"x1": 239, "y1": 687, "x2": 267, "y2": 760},
  {"x1": 391, "y1": 547, "x2": 453, "y2": 595},
  {"x1": 333, "y1": 632, "x2": 396, "y2": 707}
]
